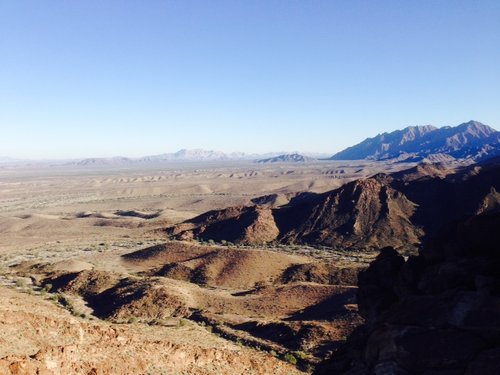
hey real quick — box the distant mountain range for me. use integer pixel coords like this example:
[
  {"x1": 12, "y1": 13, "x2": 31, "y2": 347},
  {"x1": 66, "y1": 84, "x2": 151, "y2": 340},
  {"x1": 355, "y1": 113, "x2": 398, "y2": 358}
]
[
  {"x1": 330, "y1": 120, "x2": 500, "y2": 162},
  {"x1": 256, "y1": 153, "x2": 315, "y2": 163},
  {"x1": 0, "y1": 156, "x2": 24, "y2": 164},
  {"x1": 69, "y1": 150, "x2": 327, "y2": 166},
  {"x1": 4, "y1": 120, "x2": 499, "y2": 166},
  {"x1": 137, "y1": 149, "x2": 249, "y2": 162},
  {"x1": 71, "y1": 150, "x2": 244, "y2": 166}
]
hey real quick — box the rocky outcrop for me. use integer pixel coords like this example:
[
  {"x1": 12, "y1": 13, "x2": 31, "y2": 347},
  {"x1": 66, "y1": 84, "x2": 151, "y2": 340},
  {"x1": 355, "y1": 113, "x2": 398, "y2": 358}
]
[
  {"x1": 316, "y1": 212, "x2": 500, "y2": 374},
  {"x1": 281, "y1": 263, "x2": 361, "y2": 286},
  {"x1": 167, "y1": 205, "x2": 280, "y2": 245}
]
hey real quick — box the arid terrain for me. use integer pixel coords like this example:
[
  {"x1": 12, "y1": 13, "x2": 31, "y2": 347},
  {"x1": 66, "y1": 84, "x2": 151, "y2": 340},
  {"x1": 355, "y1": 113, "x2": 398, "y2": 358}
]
[
  {"x1": 3, "y1": 0, "x2": 498, "y2": 370},
  {"x1": 0, "y1": 160, "x2": 416, "y2": 374},
  {"x1": 3, "y1": 155, "x2": 498, "y2": 374}
]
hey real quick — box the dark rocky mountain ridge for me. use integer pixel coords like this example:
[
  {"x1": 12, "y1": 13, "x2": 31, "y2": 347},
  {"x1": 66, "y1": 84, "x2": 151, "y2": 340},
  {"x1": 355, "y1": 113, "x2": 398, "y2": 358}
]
[
  {"x1": 167, "y1": 158, "x2": 500, "y2": 251},
  {"x1": 331, "y1": 120, "x2": 500, "y2": 162}
]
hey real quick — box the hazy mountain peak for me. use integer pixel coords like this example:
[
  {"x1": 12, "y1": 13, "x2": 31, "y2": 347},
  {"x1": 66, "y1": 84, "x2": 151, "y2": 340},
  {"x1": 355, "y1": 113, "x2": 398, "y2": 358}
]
[
  {"x1": 256, "y1": 153, "x2": 315, "y2": 163},
  {"x1": 455, "y1": 120, "x2": 496, "y2": 135},
  {"x1": 398, "y1": 125, "x2": 438, "y2": 145}
]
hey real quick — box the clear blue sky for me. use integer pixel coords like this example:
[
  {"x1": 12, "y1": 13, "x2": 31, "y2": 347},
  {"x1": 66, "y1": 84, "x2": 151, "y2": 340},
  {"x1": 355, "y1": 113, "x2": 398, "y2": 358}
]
[{"x1": 1, "y1": 1, "x2": 499, "y2": 159}]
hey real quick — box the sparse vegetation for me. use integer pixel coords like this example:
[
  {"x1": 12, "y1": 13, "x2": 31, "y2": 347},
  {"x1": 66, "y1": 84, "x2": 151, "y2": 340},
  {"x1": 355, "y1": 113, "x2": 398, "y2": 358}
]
[
  {"x1": 178, "y1": 318, "x2": 187, "y2": 327},
  {"x1": 0, "y1": 156, "x2": 399, "y2": 373},
  {"x1": 292, "y1": 350, "x2": 307, "y2": 360},
  {"x1": 15, "y1": 279, "x2": 27, "y2": 288},
  {"x1": 42, "y1": 283, "x2": 52, "y2": 293},
  {"x1": 282, "y1": 352, "x2": 297, "y2": 365},
  {"x1": 51, "y1": 293, "x2": 84, "y2": 318}
]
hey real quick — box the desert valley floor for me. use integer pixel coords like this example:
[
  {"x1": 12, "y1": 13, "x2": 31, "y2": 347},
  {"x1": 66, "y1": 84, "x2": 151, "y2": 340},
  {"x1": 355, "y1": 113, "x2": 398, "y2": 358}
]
[{"x1": 0, "y1": 160, "x2": 430, "y2": 374}]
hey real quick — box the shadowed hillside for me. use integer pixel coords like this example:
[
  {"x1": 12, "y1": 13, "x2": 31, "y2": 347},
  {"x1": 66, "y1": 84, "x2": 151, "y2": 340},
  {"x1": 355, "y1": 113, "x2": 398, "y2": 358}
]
[
  {"x1": 316, "y1": 211, "x2": 500, "y2": 374},
  {"x1": 168, "y1": 160, "x2": 500, "y2": 251}
]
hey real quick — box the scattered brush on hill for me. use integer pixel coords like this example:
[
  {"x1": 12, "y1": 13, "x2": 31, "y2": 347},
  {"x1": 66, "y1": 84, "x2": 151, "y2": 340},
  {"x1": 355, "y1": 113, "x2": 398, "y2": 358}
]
[{"x1": 166, "y1": 159, "x2": 500, "y2": 252}]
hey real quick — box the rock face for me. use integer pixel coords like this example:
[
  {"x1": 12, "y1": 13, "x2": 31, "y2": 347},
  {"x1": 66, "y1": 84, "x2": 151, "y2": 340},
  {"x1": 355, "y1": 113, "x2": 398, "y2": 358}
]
[
  {"x1": 316, "y1": 212, "x2": 500, "y2": 374},
  {"x1": 330, "y1": 120, "x2": 500, "y2": 162},
  {"x1": 168, "y1": 159, "x2": 500, "y2": 251}
]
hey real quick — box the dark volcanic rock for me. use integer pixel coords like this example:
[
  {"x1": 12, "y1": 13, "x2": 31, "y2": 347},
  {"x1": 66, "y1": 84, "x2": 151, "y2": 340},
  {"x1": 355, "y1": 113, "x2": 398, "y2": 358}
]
[
  {"x1": 315, "y1": 212, "x2": 500, "y2": 374},
  {"x1": 357, "y1": 247, "x2": 404, "y2": 322},
  {"x1": 466, "y1": 347, "x2": 500, "y2": 375},
  {"x1": 281, "y1": 263, "x2": 361, "y2": 286}
]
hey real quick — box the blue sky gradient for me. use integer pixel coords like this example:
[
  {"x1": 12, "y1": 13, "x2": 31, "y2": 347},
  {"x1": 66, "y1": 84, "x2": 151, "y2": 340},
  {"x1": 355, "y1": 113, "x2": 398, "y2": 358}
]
[{"x1": 1, "y1": 1, "x2": 499, "y2": 158}]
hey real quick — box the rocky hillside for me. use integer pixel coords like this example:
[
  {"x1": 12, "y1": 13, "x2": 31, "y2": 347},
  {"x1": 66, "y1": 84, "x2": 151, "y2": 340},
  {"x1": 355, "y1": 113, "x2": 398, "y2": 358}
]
[
  {"x1": 316, "y1": 211, "x2": 500, "y2": 374},
  {"x1": 167, "y1": 160, "x2": 500, "y2": 251},
  {"x1": 0, "y1": 286, "x2": 299, "y2": 375},
  {"x1": 7, "y1": 240, "x2": 365, "y2": 369},
  {"x1": 330, "y1": 120, "x2": 500, "y2": 162}
]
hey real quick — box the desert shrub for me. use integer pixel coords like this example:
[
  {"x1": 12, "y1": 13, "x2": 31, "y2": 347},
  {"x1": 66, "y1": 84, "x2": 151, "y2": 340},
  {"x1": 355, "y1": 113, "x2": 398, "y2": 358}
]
[
  {"x1": 283, "y1": 352, "x2": 297, "y2": 365},
  {"x1": 293, "y1": 350, "x2": 307, "y2": 360},
  {"x1": 42, "y1": 283, "x2": 53, "y2": 293},
  {"x1": 50, "y1": 293, "x2": 84, "y2": 317}
]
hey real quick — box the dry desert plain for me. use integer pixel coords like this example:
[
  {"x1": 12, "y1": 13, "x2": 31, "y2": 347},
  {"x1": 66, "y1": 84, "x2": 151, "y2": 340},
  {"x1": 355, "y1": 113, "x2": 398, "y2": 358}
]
[{"x1": 0, "y1": 160, "x2": 416, "y2": 374}]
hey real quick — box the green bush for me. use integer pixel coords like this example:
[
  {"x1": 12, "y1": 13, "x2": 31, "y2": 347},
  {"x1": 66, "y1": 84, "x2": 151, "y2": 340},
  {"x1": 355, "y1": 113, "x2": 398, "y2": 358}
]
[
  {"x1": 293, "y1": 350, "x2": 307, "y2": 360},
  {"x1": 283, "y1": 352, "x2": 297, "y2": 365},
  {"x1": 42, "y1": 283, "x2": 53, "y2": 293}
]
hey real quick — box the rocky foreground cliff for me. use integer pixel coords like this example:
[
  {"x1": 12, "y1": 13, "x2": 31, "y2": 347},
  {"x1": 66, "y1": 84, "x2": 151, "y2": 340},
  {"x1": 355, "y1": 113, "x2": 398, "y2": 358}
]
[
  {"x1": 316, "y1": 211, "x2": 500, "y2": 374},
  {"x1": 0, "y1": 285, "x2": 301, "y2": 375}
]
